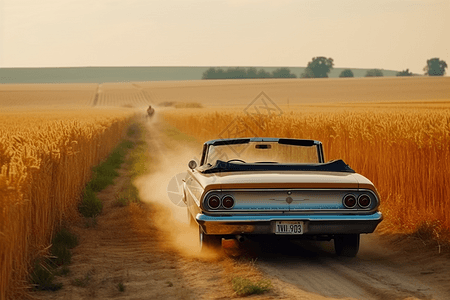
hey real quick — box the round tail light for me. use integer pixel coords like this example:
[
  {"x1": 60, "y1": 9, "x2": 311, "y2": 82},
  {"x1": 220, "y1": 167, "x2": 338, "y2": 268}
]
[
  {"x1": 208, "y1": 195, "x2": 221, "y2": 209},
  {"x1": 343, "y1": 194, "x2": 357, "y2": 208},
  {"x1": 358, "y1": 194, "x2": 371, "y2": 208},
  {"x1": 222, "y1": 195, "x2": 235, "y2": 209}
]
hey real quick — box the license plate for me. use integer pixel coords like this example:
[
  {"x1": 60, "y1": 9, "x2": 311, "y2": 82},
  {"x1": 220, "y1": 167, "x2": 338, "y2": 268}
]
[{"x1": 274, "y1": 221, "x2": 304, "y2": 235}]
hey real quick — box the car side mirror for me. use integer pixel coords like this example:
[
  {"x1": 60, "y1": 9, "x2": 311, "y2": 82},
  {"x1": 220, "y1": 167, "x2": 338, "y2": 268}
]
[{"x1": 188, "y1": 160, "x2": 197, "y2": 170}]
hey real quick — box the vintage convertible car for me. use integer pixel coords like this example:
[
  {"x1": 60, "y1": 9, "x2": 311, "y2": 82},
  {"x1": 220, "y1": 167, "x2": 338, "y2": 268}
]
[{"x1": 182, "y1": 137, "x2": 382, "y2": 257}]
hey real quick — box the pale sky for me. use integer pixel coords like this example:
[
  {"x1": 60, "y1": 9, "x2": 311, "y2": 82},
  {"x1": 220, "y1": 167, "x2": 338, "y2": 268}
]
[{"x1": 1, "y1": 0, "x2": 449, "y2": 74}]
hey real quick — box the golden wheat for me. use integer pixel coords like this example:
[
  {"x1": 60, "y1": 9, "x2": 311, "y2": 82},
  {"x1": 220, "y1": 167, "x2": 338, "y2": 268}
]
[{"x1": 0, "y1": 108, "x2": 134, "y2": 300}]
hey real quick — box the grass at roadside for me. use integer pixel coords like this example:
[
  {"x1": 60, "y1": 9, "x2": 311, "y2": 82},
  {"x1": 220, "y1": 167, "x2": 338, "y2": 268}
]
[
  {"x1": 30, "y1": 260, "x2": 63, "y2": 291},
  {"x1": 220, "y1": 253, "x2": 274, "y2": 297},
  {"x1": 30, "y1": 228, "x2": 78, "y2": 291},
  {"x1": 78, "y1": 122, "x2": 148, "y2": 216},
  {"x1": 78, "y1": 139, "x2": 134, "y2": 217},
  {"x1": 115, "y1": 122, "x2": 149, "y2": 206},
  {"x1": 231, "y1": 276, "x2": 272, "y2": 296},
  {"x1": 50, "y1": 228, "x2": 79, "y2": 266}
]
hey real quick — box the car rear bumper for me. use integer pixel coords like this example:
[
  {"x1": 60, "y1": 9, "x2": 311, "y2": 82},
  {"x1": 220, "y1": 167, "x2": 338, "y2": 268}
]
[{"x1": 196, "y1": 212, "x2": 383, "y2": 235}]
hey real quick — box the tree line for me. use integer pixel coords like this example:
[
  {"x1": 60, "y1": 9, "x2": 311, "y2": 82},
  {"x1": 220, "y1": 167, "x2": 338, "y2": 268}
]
[
  {"x1": 202, "y1": 67, "x2": 296, "y2": 79},
  {"x1": 202, "y1": 57, "x2": 447, "y2": 79}
]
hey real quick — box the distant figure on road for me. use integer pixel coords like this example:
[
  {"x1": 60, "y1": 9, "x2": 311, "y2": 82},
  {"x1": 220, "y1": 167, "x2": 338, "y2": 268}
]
[{"x1": 147, "y1": 105, "x2": 155, "y2": 118}]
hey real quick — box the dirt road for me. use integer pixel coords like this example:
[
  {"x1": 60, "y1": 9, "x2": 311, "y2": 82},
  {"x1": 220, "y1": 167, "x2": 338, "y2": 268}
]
[{"x1": 34, "y1": 115, "x2": 450, "y2": 300}]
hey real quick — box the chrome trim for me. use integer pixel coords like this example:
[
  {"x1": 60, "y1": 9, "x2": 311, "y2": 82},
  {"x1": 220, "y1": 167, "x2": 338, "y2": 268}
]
[
  {"x1": 197, "y1": 211, "x2": 383, "y2": 222},
  {"x1": 205, "y1": 209, "x2": 378, "y2": 215},
  {"x1": 220, "y1": 188, "x2": 363, "y2": 192},
  {"x1": 269, "y1": 197, "x2": 309, "y2": 201}
]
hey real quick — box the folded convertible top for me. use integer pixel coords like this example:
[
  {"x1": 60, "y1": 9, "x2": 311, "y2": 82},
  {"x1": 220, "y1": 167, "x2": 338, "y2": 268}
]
[{"x1": 199, "y1": 159, "x2": 355, "y2": 174}]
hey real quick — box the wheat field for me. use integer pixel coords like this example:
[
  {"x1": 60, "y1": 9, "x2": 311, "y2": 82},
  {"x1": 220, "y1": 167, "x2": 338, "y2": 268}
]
[
  {"x1": 0, "y1": 107, "x2": 134, "y2": 299},
  {"x1": 135, "y1": 76, "x2": 450, "y2": 106},
  {"x1": 1, "y1": 77, "x2": 449, "y2": 299},
  {"x1": 2, "y1": 76, "x2": 449, "y2": 108}
]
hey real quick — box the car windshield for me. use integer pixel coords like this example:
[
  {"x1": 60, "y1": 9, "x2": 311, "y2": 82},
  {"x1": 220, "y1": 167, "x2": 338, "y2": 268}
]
[{"x1": 205, "y1": 141, "x2": 320, "y2": 166}]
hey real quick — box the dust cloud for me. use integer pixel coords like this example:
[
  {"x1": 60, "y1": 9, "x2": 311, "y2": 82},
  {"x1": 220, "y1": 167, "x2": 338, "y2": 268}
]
[{"x1": 134, "y1": 114, "x2": 219, "y2": 259}]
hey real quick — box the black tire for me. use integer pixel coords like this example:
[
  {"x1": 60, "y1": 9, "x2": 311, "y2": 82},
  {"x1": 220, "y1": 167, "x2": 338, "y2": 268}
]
[
  {"x1": 334, "y1": 234, "x2": 360, "y2": 257},
  {"x1": 199, "y1": 226, "x2": 221, "y2": 252}
]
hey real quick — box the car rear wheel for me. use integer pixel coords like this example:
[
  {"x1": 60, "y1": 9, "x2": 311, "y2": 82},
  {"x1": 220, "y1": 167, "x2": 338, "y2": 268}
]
[
  {"x1": 199, "y1": 226, "x2": 221, "y2": 252},
  {"x1": 334, "y1": 234, "x2": 360, "y2": 257}
]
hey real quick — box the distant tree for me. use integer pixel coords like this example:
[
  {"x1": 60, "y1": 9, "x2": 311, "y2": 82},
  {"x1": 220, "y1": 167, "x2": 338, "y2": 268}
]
[
  {"x1": 303, "y1": 57, "x2": 334, "y2": 78},
  {"x1": 423, "y1": 58, "x2": 447, "y2": 76},
  {"x1": 202, "y1": 67, "x2": 279, "y2": 79},
  {"x1": 226, "y1": 67, "x2": 247, "y2": 79},
  {"x1": 300, "y1": 68, "x2": 314, "y2": 78},
  {"x1": 339, "y1": 69, "x2": 354, "y2": 78},
  {"x1": 246, "y1": 67, "x2": 258, "y2": 79},
  {"x1": 272, "y1": 67, "x2": 297, "y2": 78},
  {"x1": 202, "y1": 67, "x2": 217, "y2": 79},
  {"x1": 396, "y1": 69, "x2": 413, "y2": 76},
  {"x1": 365, "y1": 69, "x2": 384, "y2": 77},
  {"x1": 216, "y1": 68, "x2": 226, "y2": 79},
  {"x1": 256, "y1": 69, "x2": 272, "y2": 78}
]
